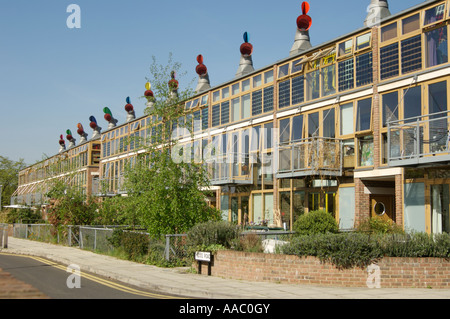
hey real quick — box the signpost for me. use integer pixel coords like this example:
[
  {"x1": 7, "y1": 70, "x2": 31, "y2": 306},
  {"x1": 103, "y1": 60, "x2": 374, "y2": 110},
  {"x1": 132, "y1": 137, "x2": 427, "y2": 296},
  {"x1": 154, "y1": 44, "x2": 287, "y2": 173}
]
[{"x1": 195, "y1": 251, "x2": 212, "y2": 276}]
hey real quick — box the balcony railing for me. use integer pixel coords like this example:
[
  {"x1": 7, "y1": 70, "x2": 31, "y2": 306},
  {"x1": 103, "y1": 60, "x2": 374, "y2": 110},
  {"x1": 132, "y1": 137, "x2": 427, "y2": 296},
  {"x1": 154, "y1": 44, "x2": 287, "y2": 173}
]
[
  {"x1": 276, "y1": 137, "x2": 343, "y2": 178},
  {"x1": 387, "y1": 111, "x2": 450, "y2": 166},
  {"x1": 206, "y1": 153, "x2": 253, "y2": 186}
]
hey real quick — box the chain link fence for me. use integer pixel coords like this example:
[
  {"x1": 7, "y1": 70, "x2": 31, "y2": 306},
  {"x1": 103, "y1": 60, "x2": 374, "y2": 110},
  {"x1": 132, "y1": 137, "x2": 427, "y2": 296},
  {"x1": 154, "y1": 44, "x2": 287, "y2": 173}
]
[{"x1": 11, "y1": 224, "x2": 295, "y2": 265}]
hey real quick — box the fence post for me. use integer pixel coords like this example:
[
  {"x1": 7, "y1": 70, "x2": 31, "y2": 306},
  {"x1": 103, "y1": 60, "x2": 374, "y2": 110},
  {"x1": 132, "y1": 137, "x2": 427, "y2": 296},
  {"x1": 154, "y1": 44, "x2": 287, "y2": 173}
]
[
  {"x1": 165, "y1": 235, "x2": 170, "y2": 261},
  {"x1": 3, "y1": 226, "x2": 8, "y2": 249},
  {"x1": 68, "y1": 226, "x2": 72, "y2": 246}
]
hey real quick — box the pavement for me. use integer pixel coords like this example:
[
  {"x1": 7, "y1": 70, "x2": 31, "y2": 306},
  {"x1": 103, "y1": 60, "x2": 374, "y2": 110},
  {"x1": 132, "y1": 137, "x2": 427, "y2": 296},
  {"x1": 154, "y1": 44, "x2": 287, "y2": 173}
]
[{"x1": 1, "y1": 237, "x2": 450, "y2": 299}]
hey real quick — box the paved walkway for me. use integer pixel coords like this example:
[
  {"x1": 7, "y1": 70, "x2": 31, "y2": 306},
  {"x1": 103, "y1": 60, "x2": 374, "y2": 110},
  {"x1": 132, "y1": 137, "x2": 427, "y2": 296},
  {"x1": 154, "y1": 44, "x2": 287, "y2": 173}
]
[{"x1": 2, "y1": 237, "x2": 450, "y2": 299}]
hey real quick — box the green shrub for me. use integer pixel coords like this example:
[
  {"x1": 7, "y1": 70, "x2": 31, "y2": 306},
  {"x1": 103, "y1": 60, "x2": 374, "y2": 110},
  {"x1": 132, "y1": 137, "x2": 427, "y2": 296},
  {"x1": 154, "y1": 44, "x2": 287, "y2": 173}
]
[
  {"x1": 107, "y1": 229, "x2": 149, "y2": 261},
  {"x1": 357, "y1": 216, "x2": 404, "y2": 234},
  {"x1": 293, "y1": 210, "x2": 338, "y2": 235},
  {"x1": 232, "y1": 233, "x2": 264, "y2": 253},
  {"x1": 185, "y1": 220, "x2": 240, "y2": 251}
]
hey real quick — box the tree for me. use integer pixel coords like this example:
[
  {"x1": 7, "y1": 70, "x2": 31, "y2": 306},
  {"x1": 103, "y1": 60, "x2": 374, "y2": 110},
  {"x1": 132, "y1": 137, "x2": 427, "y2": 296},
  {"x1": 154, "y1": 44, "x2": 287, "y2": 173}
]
[
  {"x1": 122, "y1": 54, "x2": 220, "y2": 236},
  {"x1": 0, "y1": 156, "x2": 26, "y2": 207}
]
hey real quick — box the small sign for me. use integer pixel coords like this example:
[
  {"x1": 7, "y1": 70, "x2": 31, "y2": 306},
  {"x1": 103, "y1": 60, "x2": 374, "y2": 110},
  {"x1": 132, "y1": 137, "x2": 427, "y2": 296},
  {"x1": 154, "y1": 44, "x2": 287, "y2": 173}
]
[{"x1": 195, "y1": 251, "x2": 211, "y2": 262}]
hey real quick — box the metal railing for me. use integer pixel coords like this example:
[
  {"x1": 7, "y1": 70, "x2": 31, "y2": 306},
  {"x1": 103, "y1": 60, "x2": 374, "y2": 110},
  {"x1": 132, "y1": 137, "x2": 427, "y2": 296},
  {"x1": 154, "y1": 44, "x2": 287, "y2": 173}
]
[
  {"x1": 277, "y1": 137, "x2": 343, "y2": 178},
  {"x1": 387, "y1": 111, "x2": 450, "y2": 166}
]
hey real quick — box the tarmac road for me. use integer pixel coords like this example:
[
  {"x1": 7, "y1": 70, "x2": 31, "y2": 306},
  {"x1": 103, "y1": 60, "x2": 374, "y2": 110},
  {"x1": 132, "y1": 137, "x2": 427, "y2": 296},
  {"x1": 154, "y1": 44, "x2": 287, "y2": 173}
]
[{"x1": 0, "y1": 253, "x2": 186, "y2": 299}]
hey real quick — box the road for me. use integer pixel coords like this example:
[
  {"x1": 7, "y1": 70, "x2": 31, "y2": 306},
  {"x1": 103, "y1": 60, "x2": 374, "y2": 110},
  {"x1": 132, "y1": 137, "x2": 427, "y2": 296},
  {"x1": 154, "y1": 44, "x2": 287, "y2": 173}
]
[{"x1": 0, "y1": 253, "x2": 186, "y2": 299}]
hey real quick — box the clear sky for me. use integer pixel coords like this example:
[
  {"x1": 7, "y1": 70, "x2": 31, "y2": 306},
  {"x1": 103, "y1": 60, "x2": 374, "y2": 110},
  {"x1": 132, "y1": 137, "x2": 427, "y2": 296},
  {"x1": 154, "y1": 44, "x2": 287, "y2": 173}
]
[{"x1": 0, "y1": 0, "x2": 426, "y2": 165}]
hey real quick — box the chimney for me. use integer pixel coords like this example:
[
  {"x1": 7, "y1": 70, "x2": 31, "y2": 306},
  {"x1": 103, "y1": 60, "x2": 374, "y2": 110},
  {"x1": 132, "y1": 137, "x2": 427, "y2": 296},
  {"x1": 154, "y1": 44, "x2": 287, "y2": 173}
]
[
  {"x1": 236, "y1": 32, "x2": 254, "y2": 77},
  {"x1": 59, "y1": 135, "x2": 66, "y2": 153},
  {"x1": 124, "y1": 96, "x2": 136, "y2": 122},
  {"x1": 66, "y1": 129, "x2": 76, "y2": 149},
  {"x1": 103, "y1": 107, "x2": 118, "y2": 129},
  {"x1": 290, "y1": 2, "x2": 312, "y2": 56},
  {"x1": 364, "y1": 0, "x2": 391, "y2": 27},
  {"x1": 77, "y1": 123, "x2": 88, "y2": 143},
  {"x1": 144, "y1": 82, "x2": 155, "y2": 114},
  {"x1": 195, "y1": 55, "x2": 211, "y2": 93},
  {"x1": 168, "y1": 71, "x2": 179, "y2": 101},
  {"x1": 89, "y1": 116, "x2": 102, "y2": 139}
]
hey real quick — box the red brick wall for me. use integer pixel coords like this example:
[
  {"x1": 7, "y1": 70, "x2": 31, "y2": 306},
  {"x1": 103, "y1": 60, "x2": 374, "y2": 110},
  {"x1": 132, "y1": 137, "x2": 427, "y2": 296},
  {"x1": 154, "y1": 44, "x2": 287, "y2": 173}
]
[{"x1": 202, "y1": 250, "x2": 450, "y2": 289}]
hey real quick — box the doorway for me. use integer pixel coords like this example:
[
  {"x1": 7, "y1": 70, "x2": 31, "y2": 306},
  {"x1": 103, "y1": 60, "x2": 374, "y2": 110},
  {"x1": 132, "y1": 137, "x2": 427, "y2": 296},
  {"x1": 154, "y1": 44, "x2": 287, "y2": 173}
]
[
  {"x1": 371, "y1": 195, "x2": 395, "y2": 223},
  {"x1": 431, "y1": 184, "x2": 450, "y2": 234}
]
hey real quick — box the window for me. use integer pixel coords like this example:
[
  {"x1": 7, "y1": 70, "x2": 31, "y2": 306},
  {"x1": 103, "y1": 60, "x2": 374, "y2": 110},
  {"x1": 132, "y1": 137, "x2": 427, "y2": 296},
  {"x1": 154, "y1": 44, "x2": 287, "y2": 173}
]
[
  {"x1": 429, "y1": 81, "x2": 447, "y2": 115},
  {"x1": 253, "y1": 74, "x2": 262, "y2": 88},
  {"x1": 424, "y1": 4, "x2": 445, "y2": 26},
  {"x1": 323, "y1": 108, "x2": 335, "y2": 138},
  {"x1": 401, "y1": 35, "x2": 422, "y2": 74},
  {"x1": 380, "y1": 43, "x2": 399, "y2": 80},
  {"x1": 221, "y1": 101, "x2": 230, "y2": 125},
  {"x1": 382, "y1": 91, "x2": 399, "y2": 127},
  {"x1": 359, "y1": 136, "x2": 374, "y2": 166},
  {"x1": 322, "y1": 64, "x2": 336, "y2": 96},
  {"x1": 291, "y1": 58, "x2": 304, "y2": 73},
  {"x1": 242, "y1": 79, "x2": 250, "y2": 91},
  {"x1": 264, "y1": 70, "x2": 274, "y2": 83},
  {"x1": 278, "y1": 64, "x2": 289, "y2": 78},
  {"x1": 425, "y1": 26, "x2": 448, "y2": 68},
  {"x1": 201, "y1": 108, "x2": 208, "y2": 130},
  {"x1": 402, "y1": 14, "x2": 420, "y2": 35},
  {"x1": 212, "y1": 104, "x2": 220, "y2": 127},
  {"x1": 252, "y1": 90, "x2": 263, "y2": 116},
  {"x1": 213, "y1": 91, "x2": 220, "y2": 103},
  {"x1": 292, "y1": 115, "x2": 303, "y2": 141},
  {"x1": 305, "y1": 70, "x2": 320, "y2": 101},
  {"x1": 340, "y1": 102, "x2": 354, "y2": 136},
  {"x1": 232, "y1": 83, "x2": 240, "y2": 95},
  {"x1": 263, "y1": 86, "x2": 274, "y2": 113},
  {"x1": 356, "y1": 33, "x2": 371, "y2": 51},
  {"x1": 381, "y1": 22, "x2": 397, "y2": 42},
  {"x1": 356, "y1": 98, "x2": 372, "y2": 132},
  {"x1": 292, "y1": 75, "x2": 305, "y2": 105},
  {"x1": 241, "y1": 94, "x2": 251, "y2": 119},
  {"x1": 222, "y1": 87, "x2": 230, "y2": 99},
  {"x1": 231, "y1": 97, "x2": 240, "y2": 122},
  {"x1": 308, "y1": 112, "x2": 319, "y2": 137},
  {"x1": 355, "y1": 52, "x2": 373, "y2": 87},
  {"x1": 338, "y1": 39, "x2": 353, "y2": 57},
  {"x1": 338, "y1": 58, "x2": 354, "y2": 91},
  {"x1": 279, "y1": 118, "x2": 290, "y2": 144},
  {"x1": 278, "y1": 80, "x2": 291, "y2": 108},
  {"x1": 404, "y1": 86, "x2": 422, "y2": 122}
]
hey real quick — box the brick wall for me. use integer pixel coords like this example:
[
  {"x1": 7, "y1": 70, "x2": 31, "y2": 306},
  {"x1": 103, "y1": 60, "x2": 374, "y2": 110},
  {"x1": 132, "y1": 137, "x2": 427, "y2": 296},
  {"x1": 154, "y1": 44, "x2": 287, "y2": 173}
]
[{"x1": 201, "y1": 250, "x2": 450, "y2": 289}]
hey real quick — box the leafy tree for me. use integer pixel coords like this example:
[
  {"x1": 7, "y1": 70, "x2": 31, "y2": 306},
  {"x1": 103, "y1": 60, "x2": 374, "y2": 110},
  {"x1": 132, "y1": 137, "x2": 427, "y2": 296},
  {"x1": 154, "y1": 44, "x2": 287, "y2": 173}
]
[
  {"x1": 0, "y1": 156, "x2": 26, "y2": 207},
  {"x1": 121, "y1": 54, "x2": 220, "y2": 236}
]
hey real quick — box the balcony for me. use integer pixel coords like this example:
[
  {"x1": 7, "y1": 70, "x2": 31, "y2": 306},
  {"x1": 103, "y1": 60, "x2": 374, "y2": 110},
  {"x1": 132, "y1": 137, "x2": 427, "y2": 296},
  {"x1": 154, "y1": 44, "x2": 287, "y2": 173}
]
[
  {"x1": 206, "y1": 153, "x2": 253, "y2": 186},
  {"x1": 276, "y1": 137, "x2": 343, "y2": 178},
  {"x1": 387, "y1": 111, "x2": 450, "y2": 166}
]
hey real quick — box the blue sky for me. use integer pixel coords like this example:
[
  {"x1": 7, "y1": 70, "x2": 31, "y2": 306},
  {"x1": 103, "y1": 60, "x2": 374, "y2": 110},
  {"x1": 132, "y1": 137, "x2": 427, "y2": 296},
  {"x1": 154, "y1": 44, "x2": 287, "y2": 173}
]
[{"x1": 0, "y1": 0, "x2": 425, "y2": 165}]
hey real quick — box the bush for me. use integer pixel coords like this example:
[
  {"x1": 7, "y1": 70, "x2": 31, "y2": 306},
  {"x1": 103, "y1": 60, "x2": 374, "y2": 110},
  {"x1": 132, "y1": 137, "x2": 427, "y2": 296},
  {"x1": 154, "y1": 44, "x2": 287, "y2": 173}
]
[
  {"x1": 108, "y1": 229, "x2": 149, "y2": 261},
  {"x1": 185, "y1": 220, "x2": 240, "y2": 251},
  {"x1": 233, "y1": 233, "x2": 264, "y2": 253},
  {"x1": 357, "y1": 216, "x2": 404, "y2": 234},
  {"x1": 293, "y1": 210, "x2": 339, "y2": 235}
]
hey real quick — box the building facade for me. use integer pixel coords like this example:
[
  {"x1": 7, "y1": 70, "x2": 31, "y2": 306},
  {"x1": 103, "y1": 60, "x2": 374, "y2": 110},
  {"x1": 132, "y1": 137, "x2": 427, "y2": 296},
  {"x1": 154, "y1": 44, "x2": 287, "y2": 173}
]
[{"x1": 12, "y1": 0, "x2": 450, "y2": 235}]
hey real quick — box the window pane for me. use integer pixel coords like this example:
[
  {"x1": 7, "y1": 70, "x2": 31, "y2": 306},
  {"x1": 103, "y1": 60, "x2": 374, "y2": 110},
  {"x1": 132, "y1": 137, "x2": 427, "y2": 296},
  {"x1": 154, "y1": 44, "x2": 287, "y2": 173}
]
[
  {"x1": 264, "y1": 70, "x2": 274, "y2": 83},
  {"x1": 359, "y1": 136, "x2": 374, "y2": 166},
  {"x1": 402, "y1": 14, "x2": 420, "y2": 34},
  {"x1": 242, "y1": 79, "x2": 250, "y2": 91},
  {"x1": 231, "y1": 98, "x2": 240, "y2": 122},
  {"x1": 382, "y1": 91, "x2": 399, "y2": 126},
  {"x1": 305, "y1": 70, "x2": 320, "y2": 101},
  {"x1": 424, "y1": 4, "x2": 445, "y2": 25},
  {"x1": 213, "y1": 91, "x2": 220, "y2": 102},
  {"x1": 241, "y1": 94, "x2": 251, "y2": 119},
  {"x1": 278, "y1": 64, "x2": 289, "y2": 77},
  {"x1": 404, "y1": 86, "x2": 422, "y2": 122},
  {"x1": 340, "y1": 102, "x2": 354, "y2": 135},
  {"x1": 356, "y1": 52, "x2": 373, "y2": 87},
  {"x1": 381, "y1": 22, "x2": 397, "y2": 42},
  {"x1": 264, "y1": 122, "x2": 273, "y2": 149},
  {"x1": 401, "y1": 35, "x2": 422, "y2": 74},
  {"x1": 232, "y1": 83, "x2": 240, "y2": 95},
  {"x1": 253, "y1": 74, "x2": 262, "y2": 88},
  {"x1": 356, "y1": 33, "x2": 371, "y2": 51},
  {"x1": 308, "y1": 112, "x2": 319, "y2": 137},
  {"x1": 278, "y1": 80, "x2": 291, "y2": 108},
  {"x1": 291, "y1": 58, "x2": 304, "y2": 73},
  {"x1": 338, "y1": 39, "x2": 353, "y2": 56},
  {"x1": 338, "y1": 58, "x2": 354, "y2": 91},
  {"x1": 356, "y1": 98, "x2": 372, "y2": 132},
  {"x1": 201, "y1": 108, "x2": 209, "y2": 130},
  {"x1": 212, "y1": 104, "x2": 220, "y2": 127},
  {"x1": 425, "y1": 26, "x2": 448, "y2": 68},
  {"x1": 322, "y1": 64, "x2": 336, "y2": 96},
  {"x1": 263, "y1": 86, "x2": 274, "y2": 113},
  {"x1": 429, "y1": 81, "x2": 447, "y2": 115},
  {"x1": 252, "y1": 90, "x2": 262, "y2": 116},
  {"x1": 222, "y1": 87, "x2": 229, "y2": 99},
  {"x1": 292, "y1": 75, "x2": 305, "y2": 105},
  {"x1": 323, "y1": 108, "x2": 335, "y2": 138},
  {"x1": 221, "y1": 101, "x2": 229, "y2": 125},
  {"x1": 292, "y1": 115, "x2": 303, "y2": 141},
  {"x1": 279, "y1": 118, "x2": 290, "y2": 144},
  {"x1": 380, "y1": 43, "x2": 399, "y2": 80}
]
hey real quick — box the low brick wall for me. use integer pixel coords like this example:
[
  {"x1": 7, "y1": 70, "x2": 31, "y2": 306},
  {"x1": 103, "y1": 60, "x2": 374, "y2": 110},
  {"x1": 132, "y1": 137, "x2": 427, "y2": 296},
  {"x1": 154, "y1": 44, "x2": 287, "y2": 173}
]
[{"x1": 199, "y1": 250, "x2": 450, "y2": 289}]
